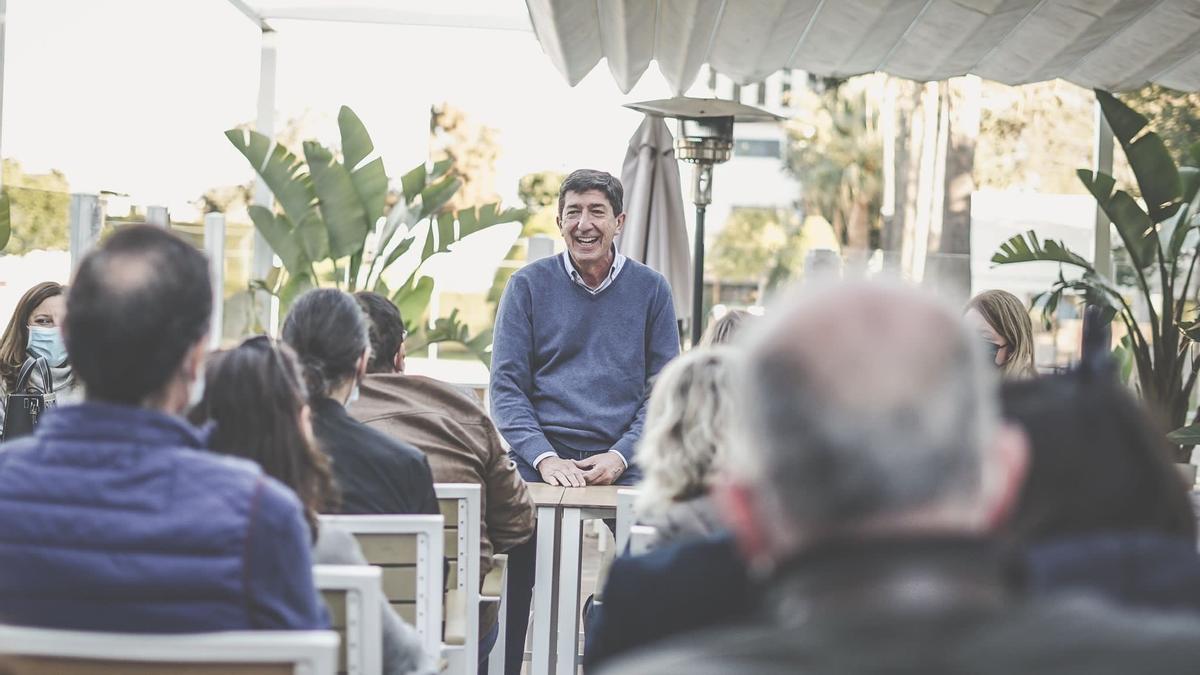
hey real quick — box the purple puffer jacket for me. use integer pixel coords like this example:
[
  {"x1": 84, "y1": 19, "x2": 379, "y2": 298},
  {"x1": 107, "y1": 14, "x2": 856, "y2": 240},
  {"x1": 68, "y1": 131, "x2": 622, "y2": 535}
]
[{"x1": 0, "y1": 402, "x2": 327, "y2": 632}]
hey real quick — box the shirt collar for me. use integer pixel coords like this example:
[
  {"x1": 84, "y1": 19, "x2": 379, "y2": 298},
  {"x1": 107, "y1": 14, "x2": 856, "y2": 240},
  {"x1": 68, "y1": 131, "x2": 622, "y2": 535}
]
[{"x1": 562, "y1": 245, "x2": 625, "y2": 292}]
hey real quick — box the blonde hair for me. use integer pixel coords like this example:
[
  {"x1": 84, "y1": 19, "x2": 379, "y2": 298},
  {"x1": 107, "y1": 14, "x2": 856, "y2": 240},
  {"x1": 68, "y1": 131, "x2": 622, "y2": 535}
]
[
  {"x1": 635, "y1": 347, "x2": 738, "y2": 518},
  {"x1": 966, "y1": 289, "x2": 1037, "y2": 379},
  {"x1": 701, "y1": 309, "x2": 751, "y2": 346}
]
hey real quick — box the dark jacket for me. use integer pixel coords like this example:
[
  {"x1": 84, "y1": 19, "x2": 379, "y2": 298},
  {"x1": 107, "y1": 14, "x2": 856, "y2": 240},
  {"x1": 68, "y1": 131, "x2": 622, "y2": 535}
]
[
  {"x1": 311, "y1": 396, "x2": 438, "y2": 516},
  {"x1": 350, "y1": 373, "x2": 535, "y2": 631},
  {"x1": 1021, "y1": 531, "x2": 1200, "y2": 612},
  {"x1": 585, "y1": 533, "x2": 754, "y2": 670},
  {"x1": 0, "y1": 402, "x2": 326, "y2": 632},
  {"x1": 603, "y1": 536, "x2": 1200, "y2": 674}
]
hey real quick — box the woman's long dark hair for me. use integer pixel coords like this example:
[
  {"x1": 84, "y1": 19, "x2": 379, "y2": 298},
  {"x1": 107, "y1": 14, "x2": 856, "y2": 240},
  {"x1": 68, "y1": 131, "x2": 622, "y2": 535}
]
[
  {"x1": 0, "y1": 282, "x2": 64, "y2": 390},
  {"x1": 190, "y1": 336, "x2": 339, "y2": 539},
  {"x1": 281, "y1": 288, "x2": 369, "y2": 400},
  {"x1": 1002, "y1": 371, "x2": 1196, "y2": 544}
]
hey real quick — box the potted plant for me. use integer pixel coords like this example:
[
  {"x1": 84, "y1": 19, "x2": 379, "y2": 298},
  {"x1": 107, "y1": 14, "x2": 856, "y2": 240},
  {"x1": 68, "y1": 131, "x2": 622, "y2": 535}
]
[
  {"x1": 992, "y1": 90, "x2": 1200, "y2": 473},
  {"x1": 225, "y1": 106, "x2": 525, "y2": 366}
]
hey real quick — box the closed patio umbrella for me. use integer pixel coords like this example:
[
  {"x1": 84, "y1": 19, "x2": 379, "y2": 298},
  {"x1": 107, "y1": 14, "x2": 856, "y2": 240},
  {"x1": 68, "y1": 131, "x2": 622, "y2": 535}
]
[{"x1": 618, "y1": 114, "x2": 693, "y2": 328}]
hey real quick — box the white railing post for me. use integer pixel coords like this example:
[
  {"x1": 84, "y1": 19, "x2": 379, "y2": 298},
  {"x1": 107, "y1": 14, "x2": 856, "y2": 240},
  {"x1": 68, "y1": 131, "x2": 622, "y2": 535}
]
[
  {"x1": 204, "y1": 212, "x2": 226, "y2": 348},
  {"x1": 69, "y1": 193, "x2": 103, "y2": 270},
  {"x1": 145, "y1": 205, "x2": 169, "y2": 228}
]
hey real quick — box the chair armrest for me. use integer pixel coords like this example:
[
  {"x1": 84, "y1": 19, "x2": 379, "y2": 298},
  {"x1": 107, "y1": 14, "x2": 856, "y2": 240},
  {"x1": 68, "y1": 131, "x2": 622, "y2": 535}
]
[
  {"x1": 481, "y1": 553, "x2": 508, "y2": 600},
  {"x1": 444, "y1": 588, "x2": 467, "y2": 646}
]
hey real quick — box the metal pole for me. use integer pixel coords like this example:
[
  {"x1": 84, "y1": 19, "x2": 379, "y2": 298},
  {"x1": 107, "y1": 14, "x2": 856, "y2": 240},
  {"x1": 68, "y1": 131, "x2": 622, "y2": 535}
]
[
  {"x1": 145, "y1": 206, "x2": 169, "y2": 227},
  {"x1": 68, "y1": 194, "x2": 102, "y2": 271},
  {"x1": 692, "y1": 204, "x2": 706, "y2": 346},
  {"x1": 1093, "y1": 97, "x2": 1114, "y2": 280},
  {"x1": 204, "y1": 212, "x2": 226, "y2": 349},
  {"x1": 252, "y1": 28, "x2": 278, "y2": 280}
]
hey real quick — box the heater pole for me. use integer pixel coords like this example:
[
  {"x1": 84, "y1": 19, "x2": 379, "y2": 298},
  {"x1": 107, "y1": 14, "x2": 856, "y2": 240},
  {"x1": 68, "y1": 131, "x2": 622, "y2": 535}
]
[{"x1": 692, "y1": 204, "x2": 707, "y2": 346}]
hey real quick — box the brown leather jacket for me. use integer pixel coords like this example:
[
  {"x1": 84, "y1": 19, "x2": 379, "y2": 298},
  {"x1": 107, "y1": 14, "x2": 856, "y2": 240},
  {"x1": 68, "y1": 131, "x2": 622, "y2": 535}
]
[{"x1": 349, "y1": 373, "x2": 535, "y2": 629}]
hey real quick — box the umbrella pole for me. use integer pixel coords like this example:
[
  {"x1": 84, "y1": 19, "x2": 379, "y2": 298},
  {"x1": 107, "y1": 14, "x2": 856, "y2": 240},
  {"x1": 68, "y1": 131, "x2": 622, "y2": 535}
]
[{"x1": 692, "y1": 203, "x2": 706, "y2": 346}]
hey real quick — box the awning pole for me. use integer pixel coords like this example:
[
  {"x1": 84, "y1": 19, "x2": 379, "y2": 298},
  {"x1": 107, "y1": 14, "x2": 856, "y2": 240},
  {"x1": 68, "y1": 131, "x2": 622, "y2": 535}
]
[
  {"x1": 1093, "y1": 96, "x2": 1114, "y2": 280},
  {"x1": 251, "y1": 28, "x2": 277, "y2": 282}
]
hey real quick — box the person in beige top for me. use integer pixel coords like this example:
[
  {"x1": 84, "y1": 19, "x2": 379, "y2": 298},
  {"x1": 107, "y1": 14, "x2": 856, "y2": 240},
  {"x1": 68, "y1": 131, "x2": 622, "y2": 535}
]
[{"x1": 349, "y1": 292, "x2": 535, "y2": 669}]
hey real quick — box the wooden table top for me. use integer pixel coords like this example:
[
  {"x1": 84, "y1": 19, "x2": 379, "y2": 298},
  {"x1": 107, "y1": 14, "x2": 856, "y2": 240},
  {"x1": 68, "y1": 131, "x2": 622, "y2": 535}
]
[
  {"x1": 558, "y1": 485, "x2": 622, "y2": 509},
  {"x1": 527, "y1": 483, "x2": 565, "y2": 507}
]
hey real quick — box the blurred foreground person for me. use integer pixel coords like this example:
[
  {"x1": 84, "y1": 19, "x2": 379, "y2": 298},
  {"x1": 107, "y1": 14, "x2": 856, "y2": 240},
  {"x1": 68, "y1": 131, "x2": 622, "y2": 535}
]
[
  {"x1": 193, "y1": 337, "x2": 435, "y2": 675},
  {"x1": 0, "y1": 225, "x2": 325, "y2": 631},
  {"x1": 607, "y1": 282, "x2": 1200, "y2": 674},
  {"x1": 965, "y1": 289, "x2": 1037, "y2": 379},
  {"x1": 0, "y1": 281, "x2": 80, "y2": 437},
  {"x1": 282, "y1": 288, "x2": 438, "y2": 516},
  {"x1": 700, "y1": 308, "x2": 751, "y2": 346},
  {"x1": 1003, "y1": 371, "x2": 1200, "y2": 612},
  {"x1": 349, "y1": 291, "x2": 533, "y2": 667}
]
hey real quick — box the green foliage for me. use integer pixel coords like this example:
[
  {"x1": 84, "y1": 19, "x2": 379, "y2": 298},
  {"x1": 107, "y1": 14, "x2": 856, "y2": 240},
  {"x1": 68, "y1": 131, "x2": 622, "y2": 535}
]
[
  {"x1": 227, "y1": 106, "x2": 525, "y2": 364},
  {"x1": 1119, "y1": 85, "x2": 1200, "y2": 167},
  {"x1": 710, "y1": 208, "x2": 789, "y2": 282},
  {"x1": 1, "y1": 160, "x2": 69, "y2": 254},
  {"x1": 993, "y1": 91, "x2": 1200, "y2": 460}
]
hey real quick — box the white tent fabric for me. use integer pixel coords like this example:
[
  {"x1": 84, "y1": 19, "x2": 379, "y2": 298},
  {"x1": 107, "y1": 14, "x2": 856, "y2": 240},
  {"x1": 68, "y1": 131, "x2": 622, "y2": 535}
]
[
  {"x1": 525, "y1": 0, "x2": 1200, "y2": 94},
  {"x1": 618, "y1": 115, "x2": 693, "y2": 322}
]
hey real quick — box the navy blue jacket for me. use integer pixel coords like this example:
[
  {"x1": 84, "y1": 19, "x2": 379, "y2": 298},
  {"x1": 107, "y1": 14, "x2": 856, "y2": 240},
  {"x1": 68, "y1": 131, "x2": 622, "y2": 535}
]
[
  {"x1": 0, "y1": 402, "x2": 327, "y2": 632},
  {"x1": 584, "y1": 533, "x2": 756, "y2": 670},
  {"x1": 1022, "y1": 532, "x2": 1200, "y2": 613}
]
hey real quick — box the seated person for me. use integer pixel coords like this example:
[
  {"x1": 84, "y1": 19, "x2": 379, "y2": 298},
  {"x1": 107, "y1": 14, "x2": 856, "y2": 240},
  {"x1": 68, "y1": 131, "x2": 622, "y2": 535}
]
[
  {"x1": 349, "y1": 291, "x2": 535, "y2": 664},
  {"x1": 282, "y1": 288, "x2": 438, "y2": 516},
  {"x1": 633, "y1": 347, "x2": 737, "y2": 545},
  {"x1": 192, "y1": 336, "x2": 436, "y2": 675},
  {"x1": 0, "y1": 225, "x2": 325, "y2": 632},
  {"x1": 1002, "y1": 369, "x2": 1200, "y2": 612}
]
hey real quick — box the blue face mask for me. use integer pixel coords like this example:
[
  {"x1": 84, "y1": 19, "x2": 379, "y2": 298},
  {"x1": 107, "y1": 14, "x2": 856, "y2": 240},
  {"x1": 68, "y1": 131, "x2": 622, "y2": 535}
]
[{"x1": 27, "y1": 326, "x2": 69, "y2": 367}]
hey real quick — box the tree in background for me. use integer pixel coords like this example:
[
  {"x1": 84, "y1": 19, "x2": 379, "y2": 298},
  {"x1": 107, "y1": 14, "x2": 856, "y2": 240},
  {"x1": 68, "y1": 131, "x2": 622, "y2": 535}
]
[
  {"x1": 2, "y1": 159, "x2": 69, "y2": 254},
  {"x1": 1119, "y1": 84, "x2": 1200, "y2": 165},
  {"x1": 784, "y1": 82, "x2": 883, "y2": 251},
  {"x1": 516, "y1": 170, "x2": 564, "y2": 238},
  {"x1": 430, "y1": 103, "x2": 501, "y2": 213}
]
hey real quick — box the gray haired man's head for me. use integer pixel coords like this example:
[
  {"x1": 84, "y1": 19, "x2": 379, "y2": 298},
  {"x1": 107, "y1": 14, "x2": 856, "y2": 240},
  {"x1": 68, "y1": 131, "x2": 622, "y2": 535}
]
[{"x1": 729, "y1": 282, "x2": 1020, "y2": 552}]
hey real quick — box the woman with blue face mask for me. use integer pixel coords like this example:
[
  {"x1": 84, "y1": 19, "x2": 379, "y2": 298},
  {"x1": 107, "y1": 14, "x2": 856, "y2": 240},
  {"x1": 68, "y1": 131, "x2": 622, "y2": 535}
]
[{"x1": 0, "y1": 281, "x2": 81, "y2": 435}]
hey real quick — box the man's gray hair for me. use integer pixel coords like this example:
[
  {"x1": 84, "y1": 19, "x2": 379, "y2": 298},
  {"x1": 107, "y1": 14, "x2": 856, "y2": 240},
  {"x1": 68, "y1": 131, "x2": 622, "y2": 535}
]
[{"x1": 732, "y1": 282, "x2": 999, "y2": 531}]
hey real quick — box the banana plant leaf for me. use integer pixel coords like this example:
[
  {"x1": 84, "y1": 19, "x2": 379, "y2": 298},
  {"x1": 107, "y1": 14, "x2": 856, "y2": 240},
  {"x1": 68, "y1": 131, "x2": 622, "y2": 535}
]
[
  {"x1": 991, "y1": 230, "x2": 1095, "y2": 270},
  {"x1": 1164, "y1": 166, "x2": 1200, "y2": 260},
  {"x1": 1077, "y1": 170, "x2": 1157, "y2": 270},
  {"x1": 0, "y1": 192, "x2": 11, "y2": 252},
  {"x1": 1096, "y1": 90, "x2": 1181, "y2": 223},
  {"x1": 393, "y1": 276, "x2": 435, "y2": 333},
  {"x1": 226, "y1": 129, "x2": 322, "y2": 231},
  {"x1": 338, "y1": 106, "x2": 374, "y2": 172},
  {"x1": 303, "y1": 141, "x2": 368, "y2": 260},
  {"x1": 248, "y1": 206, "x2": 309, "y2": 276},
  {"x1": 1168, "y1": 423, "x2": 1200, "y2": 445},
  {"x1": 419, "y1": 175, "x2": 462, "y2": 221}
]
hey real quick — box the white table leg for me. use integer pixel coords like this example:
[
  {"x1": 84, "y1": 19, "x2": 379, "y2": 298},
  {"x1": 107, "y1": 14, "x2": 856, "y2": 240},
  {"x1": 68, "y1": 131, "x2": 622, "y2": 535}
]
[
  {"x1": 531, "y1": 504, "x2": 559, "y2": 675},
  {"x1": 555, "y1": 507, "x2": 584, "y2": 675}
]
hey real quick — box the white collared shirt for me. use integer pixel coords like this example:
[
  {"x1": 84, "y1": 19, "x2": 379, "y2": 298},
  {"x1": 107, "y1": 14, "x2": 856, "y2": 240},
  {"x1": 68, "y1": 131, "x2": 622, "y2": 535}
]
[{"x1": 562, "y1": 246, "x2": 626, "y2": 295}]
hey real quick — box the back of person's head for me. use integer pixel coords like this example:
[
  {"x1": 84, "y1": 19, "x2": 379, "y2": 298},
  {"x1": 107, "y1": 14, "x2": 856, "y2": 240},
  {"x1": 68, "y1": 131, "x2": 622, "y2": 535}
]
[
  {"x1": 701, "y1": 309, "x2": 751, "y2": 346},
  {"x1": 636, "y1": 347, "x2": 739, "y2": 516},
  {"x1": 0, "y1": 281, "x2": 65, "y2": 389},
  {"x1": 190, "y1": 336, "x2": 337, "y2": 538},
  {"x1": 67, "y1": 225, "x2": 211, "y2": 406},
  {"x1": 1002, "y1": 372, "x2": 1195, "y2": 544},
  {"x1": 282, "y1": 288, "x2": 368, "y2": 400},
  {"x1": 354, "y1": 291, "x2": 404, "y2": 374},
  {"x1": 728, "y1": 281, "x2": 1022, "y2": 558},
  {"x1": 966, "y1": 289, "x2": 1036, "y2": 379}
]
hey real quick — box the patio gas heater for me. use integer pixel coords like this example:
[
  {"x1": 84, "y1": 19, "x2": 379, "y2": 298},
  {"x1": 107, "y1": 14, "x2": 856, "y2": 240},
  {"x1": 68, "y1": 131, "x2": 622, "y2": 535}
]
[{"x1": 625, "y1": 98, "x2": 782, "y2": 344}]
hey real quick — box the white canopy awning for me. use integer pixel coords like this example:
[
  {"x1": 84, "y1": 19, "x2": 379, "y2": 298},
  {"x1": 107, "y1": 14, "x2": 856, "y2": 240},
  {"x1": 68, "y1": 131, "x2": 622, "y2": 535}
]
[{"x1": 525, "y1": 0, "x2": 1200, "y2": 94}]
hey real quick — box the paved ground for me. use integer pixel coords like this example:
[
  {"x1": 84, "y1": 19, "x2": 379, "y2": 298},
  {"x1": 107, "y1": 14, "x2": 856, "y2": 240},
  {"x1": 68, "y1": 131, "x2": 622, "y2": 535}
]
[{"x1": 519, "y1": 522, "x2": 606, "y2": 674}]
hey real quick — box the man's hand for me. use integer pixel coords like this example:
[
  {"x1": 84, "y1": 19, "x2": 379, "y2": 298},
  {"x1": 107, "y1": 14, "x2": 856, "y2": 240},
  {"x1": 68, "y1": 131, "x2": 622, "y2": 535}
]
[
  {"x1": 575, "y1": 452, "x2": 626, "y2": 486},
  {"x1": 538, "y1": 456, "x2": 587, "y2": 487}
]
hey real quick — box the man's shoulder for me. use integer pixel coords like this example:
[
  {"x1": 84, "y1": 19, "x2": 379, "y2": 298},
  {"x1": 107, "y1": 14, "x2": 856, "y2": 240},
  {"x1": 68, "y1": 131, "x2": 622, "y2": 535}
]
[
  {"x1": 510, "y1": 255, "x2": 563, "y2": 283},
  {"x1": 619, "y1": 257, "x2": 669, "y2": 286}
]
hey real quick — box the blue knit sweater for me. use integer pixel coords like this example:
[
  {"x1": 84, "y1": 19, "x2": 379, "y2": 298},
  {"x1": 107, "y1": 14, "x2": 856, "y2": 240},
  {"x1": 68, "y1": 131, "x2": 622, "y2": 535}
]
[{"x1": 490, "y1": 255, "x2": 680, "y2": 467}]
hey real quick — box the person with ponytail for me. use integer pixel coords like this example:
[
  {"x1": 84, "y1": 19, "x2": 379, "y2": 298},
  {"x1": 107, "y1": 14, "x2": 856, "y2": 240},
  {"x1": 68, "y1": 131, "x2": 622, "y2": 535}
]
[{"x1": 281, "y1": 288, "x2": 438, "y2": 515}]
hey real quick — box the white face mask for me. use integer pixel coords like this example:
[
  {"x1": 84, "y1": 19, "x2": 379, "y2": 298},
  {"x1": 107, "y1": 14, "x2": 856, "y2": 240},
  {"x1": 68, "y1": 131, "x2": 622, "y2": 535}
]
[
  {"x1": 346, "y1": 382, "x2": 360, "y2": 405},
  {"x1": 188, "y1": 367, "x2": 206, "y2": 409}
]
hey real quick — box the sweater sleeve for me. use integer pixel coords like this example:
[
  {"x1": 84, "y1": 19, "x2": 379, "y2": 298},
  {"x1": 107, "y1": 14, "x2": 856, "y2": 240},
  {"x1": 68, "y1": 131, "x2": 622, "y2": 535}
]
[
  {"x1": 610, "y1": 277, "x2": 680, "y2": 462},
  {"x1": 244, "y1": 477, "x2": 328, "y2": 629},
  {"x1": 489, "y1": 274, "x2": 559, "y2": 467}
]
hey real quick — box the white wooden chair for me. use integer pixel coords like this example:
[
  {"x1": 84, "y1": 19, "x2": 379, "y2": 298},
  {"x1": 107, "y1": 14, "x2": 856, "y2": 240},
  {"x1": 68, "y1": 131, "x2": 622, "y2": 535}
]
[
  {"x1": 320, "y1": 514, "x2": 444, "y2": 661},
  {"x1": 314, "y1": 564, "x2": 383, "y2": 675},
  {"x1": 614, "y1": 488, "x2": 641, "y2": 553},
  {"x1": 434, "y1": 483, "x2": 482, "y2": 674},
  {"x1": 628, "y1": 524, "x2": 660, "y2": 556},
  {"x1": 0, "y1": 624, "x2": 338, "y2": 674}
]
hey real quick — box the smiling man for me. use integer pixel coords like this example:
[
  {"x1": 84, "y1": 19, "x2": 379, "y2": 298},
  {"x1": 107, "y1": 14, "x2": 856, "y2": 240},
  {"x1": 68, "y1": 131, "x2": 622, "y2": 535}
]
[{"x1": 491, "y1": 169, "x2": 680, "y2": 488}]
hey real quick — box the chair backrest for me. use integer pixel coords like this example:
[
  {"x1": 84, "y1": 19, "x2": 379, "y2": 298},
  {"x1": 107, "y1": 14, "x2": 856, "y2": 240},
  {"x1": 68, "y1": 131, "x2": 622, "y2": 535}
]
[
  {"x1": 320, "y1": 514, "x2": 444, "y2": 659},
  {"x1": 0, "y1": 625, "x2": 338, "y2": 675},
  {"x1": 615, "y1": 488, "x2": 640, "y2": 553},
  {"x1": 434, "y1": 483, "x2": 481, "y2": 674},
  {"x1": 314, "y1": 565, "x2": 383, "y2": 675},
  {"x1": 628, "y1": 524, "x2": 659, "y2": 556}
]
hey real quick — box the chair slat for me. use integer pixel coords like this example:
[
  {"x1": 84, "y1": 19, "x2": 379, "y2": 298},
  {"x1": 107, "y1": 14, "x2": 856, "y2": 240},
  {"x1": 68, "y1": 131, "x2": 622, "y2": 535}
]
[
  {"x1": 379, "y1": 566, "x2": 419, "y2": 601},
  {"x1": 356, "y1": 533, "x2": 419, "y2": 564}
]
